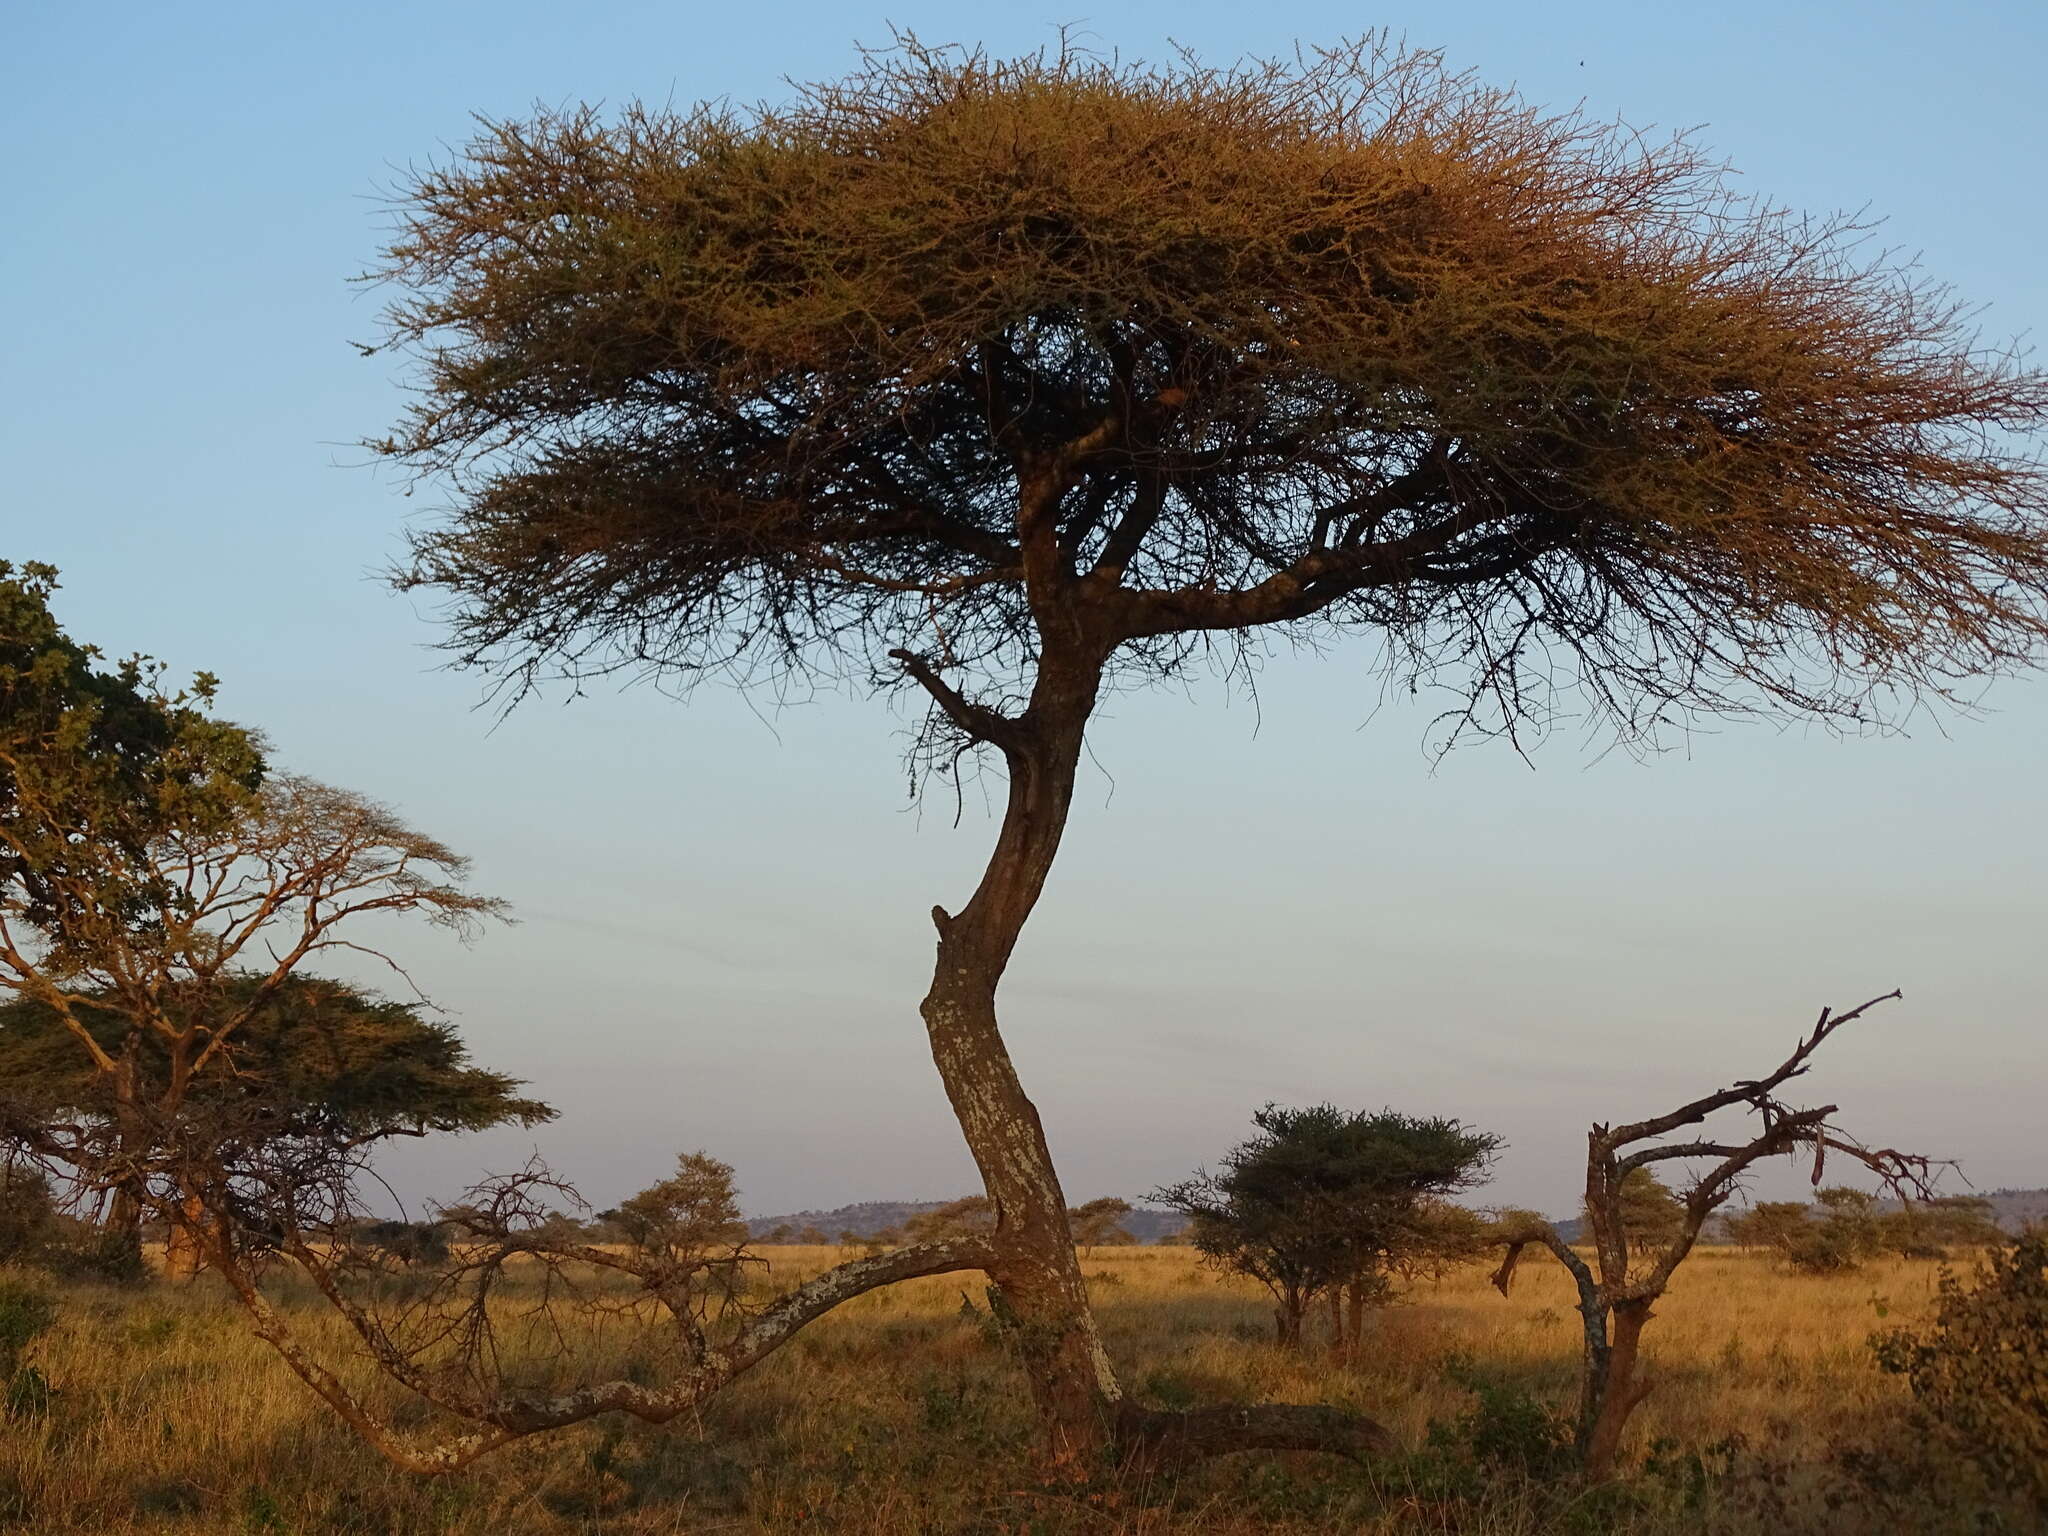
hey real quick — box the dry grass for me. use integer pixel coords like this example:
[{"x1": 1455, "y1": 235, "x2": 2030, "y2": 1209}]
[{"x1": 0, "y1": 1244, "x2": 1989, "y2": 1534}]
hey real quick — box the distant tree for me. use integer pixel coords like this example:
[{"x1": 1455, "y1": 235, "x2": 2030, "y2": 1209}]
[
  {"x1": 1156, "y1": 1104, "x2": 1499, "y2": 1352},
  {"x1": 360, "y1": 32, "x2": 2048, "y2": 1469},
  {"x1": 1595, "y1": 1170, "x2": 1686, "y2": 1252},
  {"x1": 1068, "y1": 1197, "x2": 1136, "y2": 1255},
  {"x1": 904, "y1": 1196, "x2": 996, "y2": 1244},
  {"x1": 601, "y1": 1152, "x2": 749, "y2": 1262},
  {"x1": 352, "y1": 1220, "x2": 454, "y2": 1270},
  {"x1": 0, "y1": 976, "x2": 551, "y2": 1276},
  {"x1": 1781, "y1": 1187, "x2": 1887, "y2": 1273},
  {"x1": 1723, "y1": 1201, "x2": 1812, "y2": 1255},
  {"x1": 797, "y1": 1225, "x2": 829, "y2": 1246},
  {"x1": 1390, "y1": 1198, "x2": 1494, "y2": 1287},
  {"x1": 1882, "y1": 1196, "x2": 2003, "y2": 1260},
  {"x1": 1489, "y1": 994, "x2": 1941, "y2": 1480}
]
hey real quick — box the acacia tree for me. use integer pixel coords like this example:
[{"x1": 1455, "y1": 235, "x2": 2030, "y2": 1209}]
[
  {"x1": 369, "y1": 38, "x2": 2048, "y2": 1463},
  {"x1": 1069, "y1": 1196, "x2": 1136, "y2": 1255},
  {"x1": 1157, "y1": 1104, "x2": 1498, "y2": 1352},
  {"x1": 0, "y1": 561, "x2": 527, "y2": 1279},
  {"x1": 0, "y1": 975, "x2": 553, "y2": 1276},
  {"x1": 1488, "y1": 992, "x2": 1941, "y2": 1479}
]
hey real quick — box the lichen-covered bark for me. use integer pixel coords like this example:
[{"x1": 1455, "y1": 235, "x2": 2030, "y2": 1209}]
[{"x1": 918, "y1": 649, "x2": 1124, "y2": 1462}]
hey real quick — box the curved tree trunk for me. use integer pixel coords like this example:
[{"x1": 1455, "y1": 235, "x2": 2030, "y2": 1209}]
[
  {"x1": 916, "y1": 642, "x2": 1396, "y2": 1469},
  {"x1": 919, "y1": 659, "x2": 1122, "y2": 1466}
]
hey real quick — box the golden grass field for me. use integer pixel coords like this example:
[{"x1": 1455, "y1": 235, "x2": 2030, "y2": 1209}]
[{"x1": 0, "y1": 1243, "x2": 2008, "y2": 1534}]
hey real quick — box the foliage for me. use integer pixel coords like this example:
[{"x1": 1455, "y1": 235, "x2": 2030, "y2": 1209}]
[
  {"x1": 0, "y1": 1278, "x2": 55, "y2": 1420},
  {"x1": 1728, "y1": 1189, "x2": 1997, "y2": 1274},
  {"x1": 352, "y1": 1221, "x2": 454, "y2": 1269},
  {"x1": 1428, "y1": 1358, "x2": 1578, "y2": 1482},
  {"x1": 374, "y1": 41, "x2": 2048, "y2": 749},
  {"x1": 1872, "y1": 1230, "x2": 2048, "y2": 1509},
  {"x1": 901, "y1": 1196, "x2": 995, "y2": 1244},
  {"x1": 0, "y1": 975, "x2": 552, "y2": 1163},
  {"x1": 0, "y1": 560, "x2": 264, "y2": 960},
  {"x1": 1390, "y1": 1198, "x2": 1496, "y2": 1284},
  {"x1": 602, "y1": 1152, "x2": 750, "y2": 1262},
  {"x1": 1595, "y1": 1170, "x2": 1686, "y2": 1252},
  {"x1": 1067, "y1": 1196, "x2": 1135, "y2": 1253},
  {"x1": 0, "y1": 1163, "x2": 57, "y2": 1266},
  {"x1": 1722, "y1": 1201, "x2": 1812, "y2": 1254},
  {"x1": 1156, "y1": 1103, "x2": 1499, "y2": 1341},
  {"x1": 0, "y1": 565, "x2": 527, "y2": 1287},
  {"x1": 1876, "y1": 1196, "x2": 2003, "y2": 1260}
]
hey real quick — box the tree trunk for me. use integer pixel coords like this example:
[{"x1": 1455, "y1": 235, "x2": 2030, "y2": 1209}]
[
  {"x1": 106, "y1": 1182, "x2": 146, "y2": 1267},
  {"x1": 913, "y1": 644, "x2": 1392, "y2": 1470},
  {"x1": 163, "y1": 1194, "x2": 209, "y2": 1280},
  {"x1": 918, "y1": 659, "x2": 1122, "y2": 1467},
  {"x1": 1578, "y1": 1298, "x2": 1653, "y2": 1479},
  {"x1": 1272, "y1": 1291, "x2": 1308, "y2": 1349},
  {"x1": 1345, "y1": 1280, "x2": 1369, "y2": 1361}
]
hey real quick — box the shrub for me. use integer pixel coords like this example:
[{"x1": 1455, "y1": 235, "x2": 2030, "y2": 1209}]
[
  {"x1": 1872, "y1": 1230, "x2": 2048, "y2": 1510},
  {"x1": 0, "y1": 1165, "x2": 58, "y2": 1265},
  {"x1": 0, "y1": 1279, "x2": 56, "y2": 1419},
  {"x1": 354, "y1": 1220, "x2": 452, "y2": 1268},
  {"x1": 44, "y1": 1228, "x2": 148, "y2": 1286}
]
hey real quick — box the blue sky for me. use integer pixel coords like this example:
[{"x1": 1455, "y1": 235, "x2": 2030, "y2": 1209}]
[{"x1": 5, "y1": 1, "x2": 2045, "y2": 1219}]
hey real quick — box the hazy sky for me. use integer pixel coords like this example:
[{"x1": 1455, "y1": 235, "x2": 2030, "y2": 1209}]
[{"x1": 6, "y1": 1, "x2": 2044, "y2": 1221}]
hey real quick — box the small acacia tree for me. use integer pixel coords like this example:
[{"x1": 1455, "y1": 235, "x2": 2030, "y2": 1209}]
[
  {"x1": 0, "y1": 975, "x2": 552, "y2": 1276},
  {"x1": 1489, "y1": 992, "x2": 1941, "y2": 1479},
  {"x1": 368, "y1": 36, "x2": 2048, "y2": 1464},
  {"x1": 1069, "y1": 1197, "x2": 1136, "y2": 1255},
  {"x1": 1157, "y1": 1104, "x2": 1498, "y2": 1353}
]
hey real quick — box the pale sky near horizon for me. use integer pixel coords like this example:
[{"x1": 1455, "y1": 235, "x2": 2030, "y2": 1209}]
[{"x1": 5, "y1": 1, "x2": 2045, "y2": 1222}]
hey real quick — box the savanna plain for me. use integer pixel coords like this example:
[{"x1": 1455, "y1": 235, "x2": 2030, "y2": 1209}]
[{"x1": 0, "y1": 1242, "x2": 2011, "y2": 1535}]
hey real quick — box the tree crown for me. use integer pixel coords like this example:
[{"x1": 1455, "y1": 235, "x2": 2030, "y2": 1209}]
[{"x1": 377, "y1": 37, "x2": 2048, "y2": 756}]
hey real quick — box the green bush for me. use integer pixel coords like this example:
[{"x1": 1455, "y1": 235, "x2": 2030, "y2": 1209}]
[
  {"x1": 1428, "y1": 1359, "x2": 1577, "y2": 1481},
  {"x1": 0, "y1": 1165, "x2": 58, "y2": 1265},
  {"x1": 0, "y1": 1278, "x2": 56, "y2": 1420},
  {"x1": 1872, "y1": 1230, "x2": 2048, "y2": 1511}
]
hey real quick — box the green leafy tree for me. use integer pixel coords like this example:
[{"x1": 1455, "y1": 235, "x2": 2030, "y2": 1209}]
[
  {"x1": 1156, "y1": 1104, "x2": 1499, "y2": 1350},
  {"x1": 0, "y1": 1164, "x2": 58, "y2": 1267},
  {"x1": 0, "y1": 563, "x2": 515, "y2": 1287},
  {"x1": 363, "y1": 36, "x2": 2048, "y2": 1467},
  {"x1": 0, "y1": 975, "x2": 551, "y2": 1274},
  {"x1": 602, "y1": 1151, "x2": 749, "y2": 1261},
  {"x1": 1391, "y1": 1198, "x2": 1494, "y2": 1286},
  {"x1": 1778, "y1": 1187, "x2": 1888, "y2": 1274}
]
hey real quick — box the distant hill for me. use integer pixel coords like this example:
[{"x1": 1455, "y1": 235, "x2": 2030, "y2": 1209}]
[
  {"x1": 1980, "y1": 1188, "x2": 2048, "y2": 1234},
  {"x1": 747, "y1": 1199, "x2": 1190, "y2": 1244}
]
